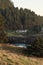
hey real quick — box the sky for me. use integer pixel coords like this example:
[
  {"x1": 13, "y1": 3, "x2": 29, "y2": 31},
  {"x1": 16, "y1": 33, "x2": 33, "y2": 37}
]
[{"x1": 11, "y1": 0, "x2": 43, "y2": 16}]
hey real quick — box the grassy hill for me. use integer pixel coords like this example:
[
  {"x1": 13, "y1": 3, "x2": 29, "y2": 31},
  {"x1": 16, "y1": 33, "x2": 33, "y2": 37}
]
[{"x1": 0, "y1": 43, "x2": 43, "y2": 65}]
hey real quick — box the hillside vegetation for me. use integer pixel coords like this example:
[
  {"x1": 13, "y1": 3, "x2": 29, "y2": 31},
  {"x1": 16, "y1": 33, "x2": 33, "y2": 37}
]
[
  {"x1": 0, "y1": 0, "x2": 43, "y2": 65},
  {"x1": 0, "y1": 44, "x2": 43, "y2": 65},
  {"x1": 0, "y1": 0, "x2": 43, "y2": 31}
]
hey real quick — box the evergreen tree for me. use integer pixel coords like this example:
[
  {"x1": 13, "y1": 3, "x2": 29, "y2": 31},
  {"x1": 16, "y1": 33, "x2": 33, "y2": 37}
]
[{"x1": 0, "y1": 14, "x2": 6, "y2": 42}]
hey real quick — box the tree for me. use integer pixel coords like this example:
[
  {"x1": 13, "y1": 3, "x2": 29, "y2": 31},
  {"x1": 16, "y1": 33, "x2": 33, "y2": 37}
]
[{"x1": 0, "y1": 14, "x2": 6, "y2": 42}]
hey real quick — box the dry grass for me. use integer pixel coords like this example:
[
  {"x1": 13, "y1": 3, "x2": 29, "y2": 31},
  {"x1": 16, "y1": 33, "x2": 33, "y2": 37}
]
[{"x1": 0, "y1": 43, "x2": 43, "y2": 65}]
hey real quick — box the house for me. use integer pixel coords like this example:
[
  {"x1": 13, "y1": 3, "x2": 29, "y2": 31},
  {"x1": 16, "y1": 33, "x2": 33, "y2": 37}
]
[{"x1": 16, "y1": 30, "x2": 27, "y2": 33}]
